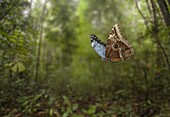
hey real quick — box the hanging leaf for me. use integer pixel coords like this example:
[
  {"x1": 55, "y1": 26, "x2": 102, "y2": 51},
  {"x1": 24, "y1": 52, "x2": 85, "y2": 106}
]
[
  {"x1": 17, "y1": 62, "x2": 26, "y2": 72},
  {"x1": 11, "y1": 61, "x2": 26, "y2": 72},
  {"x1": 11, "y1": 63, "x2": 18, "y2": 72}
]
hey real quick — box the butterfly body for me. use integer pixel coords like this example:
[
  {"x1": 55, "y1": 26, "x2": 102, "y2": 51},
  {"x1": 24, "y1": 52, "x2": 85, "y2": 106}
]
[{"x1": 90, "y1": 23, "x2": 134, "y2": 62}]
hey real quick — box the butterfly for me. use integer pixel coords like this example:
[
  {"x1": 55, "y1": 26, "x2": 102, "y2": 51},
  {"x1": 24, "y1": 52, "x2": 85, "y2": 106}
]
[{"x1": 90, "y1": 23, "x2": 134, "y2": 62}]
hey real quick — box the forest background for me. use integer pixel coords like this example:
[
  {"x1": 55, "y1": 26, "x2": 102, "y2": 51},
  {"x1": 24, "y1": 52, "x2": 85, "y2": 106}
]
[{"x1": 0, "y1": 0, "x2": 170, "y2": 116}]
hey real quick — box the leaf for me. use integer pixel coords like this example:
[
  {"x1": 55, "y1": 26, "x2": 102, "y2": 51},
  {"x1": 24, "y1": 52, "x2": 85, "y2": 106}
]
[
  {"x1": 115, "y1": 90, "x2": 125, "y2": 95},
  {"x1": 86, "y1": 105, "x2": 96, "y2": 115},
  {"x1": 11, "y1": 61, "x2": 26, "y2": 72},
  {"x1": 49, "y1": 108, "x2": 53, "y2": 116},
  {"x1": 9, "y1": 37, "x2": 17, "y2": 43},
  {"x1": 63, "y1": 95, "x2": 71, "y2": 107},
  {"x1": 8, "y1": 62, "x2": 15, "y2": 67},
  {"x1": 11, "y1": 63, "x2": 18, "y2": 72},
  {"x1": 33, "y1": 94, "x2": 42, "y2": 101},
  {"x1": 35, "y1": 103, "x2": 40, "y2": 108},
  {"x1": 22, "y1": 101, "x2": 29, "y2": 106},
  {"x1": 72, "y1": 103, "x2": 79, "y2": 111},
  {"x1": 147, "y1": 100, "x2": 152, "y2": 105},
  {"x1": 17, "y1": 62, "x2": 26, "y2": 72},
  {"x1": 67, "y1": 107, "x2": 72, "y2": 114},
  {"x1": 63, "y1": 112, "x2": 69, "y2": 117}
]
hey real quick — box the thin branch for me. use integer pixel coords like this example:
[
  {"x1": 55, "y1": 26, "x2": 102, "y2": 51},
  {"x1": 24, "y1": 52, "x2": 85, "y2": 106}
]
[
  {"x1": 158, "y1": 42, "x2": 170, "y2": 69},
  {"x1": 143, "y1": 66, "x2": 149, "y2": 100},
  {"x1": 145, "y1": 0, "x2": 152, "y2": 15},
  {"x1": 135, "y1": 0, "x2": 151, "y2": 32}
]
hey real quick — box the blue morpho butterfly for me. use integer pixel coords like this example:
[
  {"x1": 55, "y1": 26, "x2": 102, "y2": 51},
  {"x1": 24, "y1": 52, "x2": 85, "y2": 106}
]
[{"x1": 90, "y1": 23, "x2": 134, "y2": 62}]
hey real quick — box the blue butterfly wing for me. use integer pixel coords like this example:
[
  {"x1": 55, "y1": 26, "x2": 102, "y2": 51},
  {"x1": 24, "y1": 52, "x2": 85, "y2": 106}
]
[{"x1": 90, "y1": 34, "x2": 106, "y2": 59}]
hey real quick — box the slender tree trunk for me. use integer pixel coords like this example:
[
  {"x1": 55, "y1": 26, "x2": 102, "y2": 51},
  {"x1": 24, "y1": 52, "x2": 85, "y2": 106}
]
[
  {"x1": 136, "y1": 0, "x2": 170, "y2": 69},
  {"x1": 151, "y1": 0, "x2": 162, "y2": 71},
  {"x1": 35, "y1": 0, "x2": 47, "y2": 80},
  {"x1": 135, "y1": 0, "x2": 151, "y2": 32},
  {"x1": 157, "y1": 0, "x2": 170, "y2": 26},
  {"x1": 151, "y1": 0, "x2": 170, "y2": 70},
  {"x1": 151, "y1": 0, "x2": 158, "y2": 33}
]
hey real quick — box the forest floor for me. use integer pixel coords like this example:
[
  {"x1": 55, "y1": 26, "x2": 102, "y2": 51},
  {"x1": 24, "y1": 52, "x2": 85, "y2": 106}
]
[{"x1": 1, "y1": 86, "x2": 170, "y2": 117}]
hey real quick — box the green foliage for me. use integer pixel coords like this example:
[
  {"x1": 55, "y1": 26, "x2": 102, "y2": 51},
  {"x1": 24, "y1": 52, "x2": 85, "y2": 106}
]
[
  {"x1": 83, "y1": 105, "x2": 96, "y2": 115},
  {"x1": 0, "y1": 0, "x2": 36, "y2": 79},
  {"x1": 0, "y1": 0, "x2": 170, "y2": 116},
  {"x1": 12, "y1": 61, "x2": 25, "y2": 72},
  {"x1": 61, "y1": 95, "x2": 79, "y2": 116},
  {"x1": 17, "y1": 94, "x2": 43, "y2": 114}
]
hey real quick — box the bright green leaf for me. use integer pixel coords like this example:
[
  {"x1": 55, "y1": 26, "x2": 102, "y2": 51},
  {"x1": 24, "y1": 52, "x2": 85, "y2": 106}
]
[
  {"x1": 11, "y1": 61, "x2": 26, "y2": 72},
  {"x1": 17, "y1": 62, "x2": 26, "y2": 72},
  {"x1": 86, "y1": 105, "x2": 96, "y2": 115},
  {"x1": 63, "y1": 95, "x2": 71, "y2": 107},
  {"x1": 49, "y1": 108, "x2": 53, "y2": 116},
  {"x1": 11, "y1": 63, "x2": 18, "y2": 72},
  {"x1": 72, "y1": 103, "x2": 79, "y2": 111}
]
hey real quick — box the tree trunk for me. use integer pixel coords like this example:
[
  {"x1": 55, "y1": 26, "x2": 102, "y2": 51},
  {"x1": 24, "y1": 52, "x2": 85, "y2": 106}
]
[
  {"x1": 151, "y1": 0, "x2": 170, "y2": 70},
  {"x1": 35, "y1": 0, "x2": 47, "y2": 80},
  {"x1": 157, "y1": 0, "x2": 170, "y2": 26},
  {"x1": 151, "y1": 0, "x2": 162, "y2": 74}
]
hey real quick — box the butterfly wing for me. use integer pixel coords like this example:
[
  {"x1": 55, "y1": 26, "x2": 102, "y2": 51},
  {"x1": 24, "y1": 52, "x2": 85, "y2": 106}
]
[
  {"x1": 105, "y1": 23, "x2": 134, "y2": 62},
  {"x1": 90, "y1": 34, "x2": 106, "y2": 59}
]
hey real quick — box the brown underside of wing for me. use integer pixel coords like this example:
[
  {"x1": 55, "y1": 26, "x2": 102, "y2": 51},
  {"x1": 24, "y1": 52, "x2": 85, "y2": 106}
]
[
  {"x1": 117, "y1": 41, "x2": 133, "y2": 59},
  {"x1": 105, "y1": 23, "x2": 134, "y2": 62},
  {"x1": 105, "y1": 39, "x2": 133, "y2": 62},
  {"x1": 108, "y1": 51, "x2": 122, "y2": 62},
  {"x1": 106, "y1": 40, "x2": 121, "y2": 62}
]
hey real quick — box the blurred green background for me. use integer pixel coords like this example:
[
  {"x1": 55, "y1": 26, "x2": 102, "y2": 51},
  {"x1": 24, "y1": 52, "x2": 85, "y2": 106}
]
[{"x1": 0, "y1": 0, "x2": 170, "y2": 116}]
